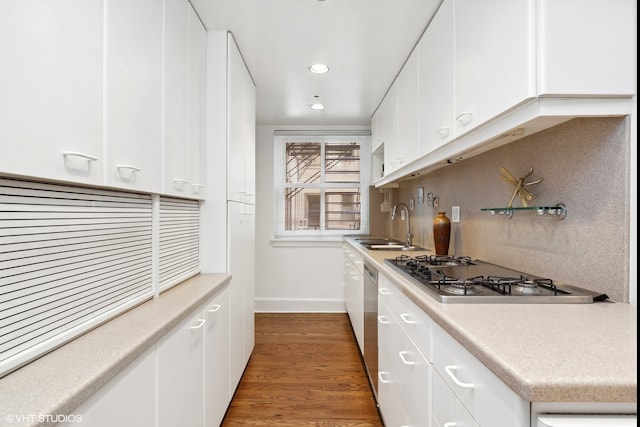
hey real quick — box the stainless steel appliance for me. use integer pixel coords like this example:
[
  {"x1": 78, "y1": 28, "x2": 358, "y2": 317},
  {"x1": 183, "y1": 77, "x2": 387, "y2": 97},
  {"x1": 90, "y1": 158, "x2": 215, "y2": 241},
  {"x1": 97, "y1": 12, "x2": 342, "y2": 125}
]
[
  {"x1": 363, "y1": 261, "x2": 378, "y2": 398},
  {"x1": 385, "y1": 255, "x2": 607, "y2": 304}
]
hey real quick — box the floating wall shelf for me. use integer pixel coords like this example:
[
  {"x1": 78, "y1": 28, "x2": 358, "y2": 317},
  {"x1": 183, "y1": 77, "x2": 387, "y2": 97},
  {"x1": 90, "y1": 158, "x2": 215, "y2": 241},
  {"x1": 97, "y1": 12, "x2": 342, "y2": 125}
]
[{"x1": 481, "y1": 203, "x2": 567, "y2": 220}]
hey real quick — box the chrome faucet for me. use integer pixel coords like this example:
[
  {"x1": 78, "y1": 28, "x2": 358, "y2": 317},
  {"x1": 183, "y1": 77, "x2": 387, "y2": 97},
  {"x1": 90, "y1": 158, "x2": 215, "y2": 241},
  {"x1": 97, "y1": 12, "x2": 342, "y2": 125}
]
[{"x1": 391, "y1": 203, "x2": 412, "y2": 247}]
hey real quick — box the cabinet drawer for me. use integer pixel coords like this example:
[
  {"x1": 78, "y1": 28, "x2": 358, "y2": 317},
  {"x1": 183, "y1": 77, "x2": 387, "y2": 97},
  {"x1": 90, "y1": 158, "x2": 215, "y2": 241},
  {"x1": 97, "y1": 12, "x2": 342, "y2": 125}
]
[
  {"x1": 379, "y1": 298, "x2": 431, "y2": 427},
  {"x1": 343, "y1": 245, "x2": 364, "y2": 274},
  {"x1": 432, "y1": 367, "x2": 479, "y2": 427},
  {"x1": 379, "y1": 273, "x2": 432, "y2": 362},
  {"x1": 377, "y1": 355, "x2": 413, "y2": 427},
  {"x1": 433, "y1": 322, "x2": 529, "y2": 427}
]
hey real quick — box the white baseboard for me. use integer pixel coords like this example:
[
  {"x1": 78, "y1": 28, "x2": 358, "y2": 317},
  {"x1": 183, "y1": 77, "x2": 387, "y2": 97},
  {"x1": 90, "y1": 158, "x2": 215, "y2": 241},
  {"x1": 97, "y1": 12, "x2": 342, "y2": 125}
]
[{"x1": 255, "y1": 297, "x2": 346, "y2": 313}]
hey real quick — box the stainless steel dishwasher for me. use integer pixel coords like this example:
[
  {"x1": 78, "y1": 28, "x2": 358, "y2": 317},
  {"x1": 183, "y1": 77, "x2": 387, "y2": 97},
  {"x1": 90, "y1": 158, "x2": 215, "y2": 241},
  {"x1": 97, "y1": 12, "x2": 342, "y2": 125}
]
[{"x1": 363, "y1": 260, "x2": 378, "y2": 400}]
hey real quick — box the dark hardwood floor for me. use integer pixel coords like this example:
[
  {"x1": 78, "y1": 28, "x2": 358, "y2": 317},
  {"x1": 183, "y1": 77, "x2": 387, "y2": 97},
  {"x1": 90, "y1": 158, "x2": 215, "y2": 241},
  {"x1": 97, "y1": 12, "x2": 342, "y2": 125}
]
[{"x1": 220, "y1": 313, "x2": 384, "y2": 426}]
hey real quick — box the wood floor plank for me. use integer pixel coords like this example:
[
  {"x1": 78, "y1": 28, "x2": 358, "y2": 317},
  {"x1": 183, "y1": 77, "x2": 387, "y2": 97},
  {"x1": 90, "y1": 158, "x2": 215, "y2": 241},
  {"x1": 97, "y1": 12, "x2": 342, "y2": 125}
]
[{"x1": 220, "y1": 313, "x2": 384, "y2": 426}]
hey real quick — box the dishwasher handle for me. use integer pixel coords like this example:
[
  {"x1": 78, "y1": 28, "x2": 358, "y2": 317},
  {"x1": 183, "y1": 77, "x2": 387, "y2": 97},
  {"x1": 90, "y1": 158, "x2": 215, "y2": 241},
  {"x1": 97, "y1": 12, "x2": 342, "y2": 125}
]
[{"x1": 363, "y1": 262, "x2": 378, "y2": 283}]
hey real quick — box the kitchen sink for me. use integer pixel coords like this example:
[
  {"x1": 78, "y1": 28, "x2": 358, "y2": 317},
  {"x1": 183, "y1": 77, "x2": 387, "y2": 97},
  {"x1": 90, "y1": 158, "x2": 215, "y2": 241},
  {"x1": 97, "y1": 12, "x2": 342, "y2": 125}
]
[{"x1": 355, "y1": 237, "x2": 428, "y2": 251}]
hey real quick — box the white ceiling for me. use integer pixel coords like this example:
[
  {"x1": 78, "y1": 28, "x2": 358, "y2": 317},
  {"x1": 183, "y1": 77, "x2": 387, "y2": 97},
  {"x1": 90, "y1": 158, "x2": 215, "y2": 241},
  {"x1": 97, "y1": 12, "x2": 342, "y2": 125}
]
[{"x1": 190, "y1": 0, "x2": 442, "y2": 126}]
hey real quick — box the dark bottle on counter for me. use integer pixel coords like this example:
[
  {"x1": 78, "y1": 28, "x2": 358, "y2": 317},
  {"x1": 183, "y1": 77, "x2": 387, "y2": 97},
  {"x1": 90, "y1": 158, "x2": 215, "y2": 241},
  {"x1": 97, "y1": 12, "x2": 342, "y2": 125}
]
[{"x1": 433, "y1": 212, "x2": 451, "y2": 255}]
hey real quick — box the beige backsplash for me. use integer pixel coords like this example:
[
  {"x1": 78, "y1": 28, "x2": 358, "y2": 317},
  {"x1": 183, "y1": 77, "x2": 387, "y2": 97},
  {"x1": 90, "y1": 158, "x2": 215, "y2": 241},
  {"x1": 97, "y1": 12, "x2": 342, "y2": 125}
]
[{"x1": 370, "y1": 116, "x2": 631, "y2": 302}]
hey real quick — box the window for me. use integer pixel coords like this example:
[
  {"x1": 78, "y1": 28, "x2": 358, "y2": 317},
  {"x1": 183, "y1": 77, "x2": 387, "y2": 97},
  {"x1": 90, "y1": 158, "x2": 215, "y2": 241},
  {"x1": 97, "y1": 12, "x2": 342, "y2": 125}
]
[{"x1": 274, "y1": 134, "x2": 370, "y2": 237}]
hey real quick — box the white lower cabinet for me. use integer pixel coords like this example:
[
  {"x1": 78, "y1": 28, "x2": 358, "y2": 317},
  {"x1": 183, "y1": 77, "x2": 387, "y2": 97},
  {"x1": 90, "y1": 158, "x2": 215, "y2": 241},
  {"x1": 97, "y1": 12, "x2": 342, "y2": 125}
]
[
  {"x1": 157, "y1": 285, "x2": 232, "y2": 427},
  {"x1": 343, "y1": 244, "x2": 364, "y2": 353},
  {"x1": 432, "y1": 322, "x2": 530, "y2": 427},
  {"x1": 378, "y1": 271, "x2": 530, "y2": 427},
  {"x1": 204, "y1": 286, "x2": 231, "y2": 427},
  {"x1": 378, "y1": 304, "x2": 414, "y2": 427},
  {"x1": 378, "y1": 274, "x2": 432, "y2": 427},
  {"x1": 59, "y1": 346, "x2": 156, "y2": 427},
  {"x1": 60, "y1": 285, "x2": 231, "y2": 427},
  {"x1": 157, "y1": 305, "x2": 207, "y2": 427},
  {"x1": 432, "y1": 368, "x2": 479, "y2": 427}
]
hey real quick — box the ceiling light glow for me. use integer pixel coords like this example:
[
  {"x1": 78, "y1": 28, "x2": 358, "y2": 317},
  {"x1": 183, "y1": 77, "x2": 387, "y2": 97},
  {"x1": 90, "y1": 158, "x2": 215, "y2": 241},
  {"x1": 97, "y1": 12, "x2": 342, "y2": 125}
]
[
  {"x1": 310, "y1": 103, "x2": 325, "y2": 110},
  {"x1": 309, "y1": 64, "x2": 329, "y2": 74}
]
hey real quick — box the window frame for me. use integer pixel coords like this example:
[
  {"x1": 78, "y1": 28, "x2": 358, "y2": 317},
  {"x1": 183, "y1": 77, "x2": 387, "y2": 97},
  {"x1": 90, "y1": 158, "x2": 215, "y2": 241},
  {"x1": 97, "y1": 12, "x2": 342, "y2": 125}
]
[{"x1": 274, "y1": 134, "x2": 371, "y2": 238}]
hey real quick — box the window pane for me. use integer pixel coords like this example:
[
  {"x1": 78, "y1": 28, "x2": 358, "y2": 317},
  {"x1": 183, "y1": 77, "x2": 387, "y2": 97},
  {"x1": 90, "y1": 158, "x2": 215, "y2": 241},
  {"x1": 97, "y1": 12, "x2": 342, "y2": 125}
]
[
  {"x1": 284, "y1": 187, "x2": 321, "y2": 230},
  {"x1": 325, "y1": 188, "x2": 361, "y2": 230},
  {"x1": 325, "y1": 142, "x2": 360, "y2": 183},
  {"x1": 286, "y1": 142, "x2": 321, "y2": 184}
]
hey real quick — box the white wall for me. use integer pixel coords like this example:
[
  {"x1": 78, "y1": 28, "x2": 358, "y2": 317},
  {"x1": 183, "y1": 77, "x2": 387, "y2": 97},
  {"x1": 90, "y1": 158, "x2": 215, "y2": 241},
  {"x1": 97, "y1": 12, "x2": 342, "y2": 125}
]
[{"x1": 255, "y1": 124, "x2": 370, "y2": 312}]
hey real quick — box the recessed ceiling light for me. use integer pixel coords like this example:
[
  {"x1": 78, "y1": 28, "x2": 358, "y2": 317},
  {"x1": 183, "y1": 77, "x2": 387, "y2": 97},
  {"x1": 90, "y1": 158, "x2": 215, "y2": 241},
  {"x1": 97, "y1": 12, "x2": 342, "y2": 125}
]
[
  {"x1": 310, "y1": 103, "x2": 325, "y2": 110},
  {"x1": 309, "y1": 64, "x2": 329, "y2": 74}
]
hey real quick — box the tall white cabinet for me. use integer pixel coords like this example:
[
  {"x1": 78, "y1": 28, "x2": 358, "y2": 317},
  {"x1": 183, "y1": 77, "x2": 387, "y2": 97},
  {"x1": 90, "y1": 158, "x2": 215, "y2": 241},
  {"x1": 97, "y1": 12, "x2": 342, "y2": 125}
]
[
  {"x1": 201, "y1": 31, "x2": 256, "y2": 397},
  {"x1": 226, "y1": 33, "x2": 256, "y2": 394}
]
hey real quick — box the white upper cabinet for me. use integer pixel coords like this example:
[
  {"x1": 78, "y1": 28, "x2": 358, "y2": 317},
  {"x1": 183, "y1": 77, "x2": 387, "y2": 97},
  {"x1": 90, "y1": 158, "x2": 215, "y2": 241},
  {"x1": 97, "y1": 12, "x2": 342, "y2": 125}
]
[
  {"x1": 375, "y1": 0, "x2": 635, "y2": 186},
  {"x1": 379, "y1": 82, "x2": 399, "y2": 174},
  {"x1": 453, "y1": 0, "x2": 535, "y2": 137},
  {"x1": 417, "y1": 0, "x2": 454, "y2": 156},
  {"x1": 187, "y1": 6, "x2": 208, "y2": 199},
  {"x1": 227, "y1": 35, "x2": 256, "y2": 204},
  {"x1": 1, "y1": 0, "x2": 207, "y2": 198},
  {"x1": 104, "y1": 0, "x2": 163, "y2": 193},
  {"x1": 0, "y1": 0, "x2": 104, "y2": 186},
  {"x1": 381, "y1": 47, "x2": 419, "y2": 176},
  {"x1": 536, "y1": 0, "x2": 636, "y2": 96},
  {"x1": 371, "y1": 107, "x2": 384, "y2": 153},
  {"x1": 163, "y1": 0, "x2": 189, "y2": 197},
  {"x1": 396, "y1": 48, "x2": 419, "y2": 169},
  {"x1": 163, "y1": 0, "x2": 207, "y2": 199}
]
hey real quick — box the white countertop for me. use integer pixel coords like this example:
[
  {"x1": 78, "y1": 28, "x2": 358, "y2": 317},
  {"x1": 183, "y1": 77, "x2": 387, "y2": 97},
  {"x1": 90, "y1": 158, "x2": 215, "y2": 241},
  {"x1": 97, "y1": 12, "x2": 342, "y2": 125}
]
[
  {"x1": 0, "y1": 273, "x2": 231, "y2": 427},
  {"x1": 345, "y1": 237, "x2": 637, "y2": 404}
]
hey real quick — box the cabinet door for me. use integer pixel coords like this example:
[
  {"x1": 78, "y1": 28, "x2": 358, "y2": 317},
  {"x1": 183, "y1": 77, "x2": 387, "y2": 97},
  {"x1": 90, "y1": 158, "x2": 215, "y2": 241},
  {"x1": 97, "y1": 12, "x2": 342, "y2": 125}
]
[
  {"x1": 104, "y1": 0, "x2": 163, "y2": 193},
  {"x1": 344, "y1": 255, "x2": 364, "y2": 354},
  {"x1": 227, "y1": 36, "x2": 256, "y2": 204},
  {"x1": 157, "y1": 308, "x2": 206, "y2": 427},
  {"x1": 187, "y1": 5, "x2": 208, "y2": 199},
  {"x1": 393, "y1": 326, "x2": 432, "y2": 426},
  {"x1": 432, "y1": 369, "x2": 479, "y2": 427},
  {"x1": 377, "y1": 300, "x2": 414, "y2": 427},
  {"x1": 163, "y1": 0, "x2": 190, "y2": 196},
  {"x1": 396, "y1": 48, "x2": 419, "y2": 168},
  {"x1": 537, "y1": 0, "x2": 636, "y2": 96},
  {"x1": 243, "y1": 77, "x2": 256, "y2": 204},
  {"x1": 453, "y1": 0, "x2": 534, "y2": 137},
  {"x1": 418, "y1": 0, "x2": 454, "y2": 155},
  {"x1": 343, "y1": 245, "x2": 364, "y2": 352},
  {"x1": 433, "y1": 323, "x2": 529, "y2": 427},
  {"x1": 0, "y1": 0, "x2": 103, "y2": 185},
  {"x1": 381, "y1": 82, "x2": 399, "y2": 174},
  {"x1": 59, "y1": 347, "x2": 156, "y2": 427},
  {"x1": 204, "y1": 286, "x2": 231, "y2": 427},
  {"x1": 228, "y1": 201, "x2": 255, "y2": 393},
  {"x1": 371, "y1": 108, "x2": 384, "y2": 153}
]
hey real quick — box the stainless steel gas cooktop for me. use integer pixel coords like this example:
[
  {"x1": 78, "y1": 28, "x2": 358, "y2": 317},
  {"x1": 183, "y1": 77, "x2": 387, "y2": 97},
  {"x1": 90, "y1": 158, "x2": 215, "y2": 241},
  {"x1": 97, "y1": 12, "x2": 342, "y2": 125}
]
[{"x1": 384, "y1": 255, "x2": 607, "y2": 304}]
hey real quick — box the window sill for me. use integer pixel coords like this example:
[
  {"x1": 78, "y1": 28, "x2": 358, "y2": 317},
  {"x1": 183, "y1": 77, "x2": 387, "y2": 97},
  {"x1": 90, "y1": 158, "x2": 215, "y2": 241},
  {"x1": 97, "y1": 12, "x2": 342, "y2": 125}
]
[{"x1": 270, "y1": 236, "x2": 346, "y2": 248}]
